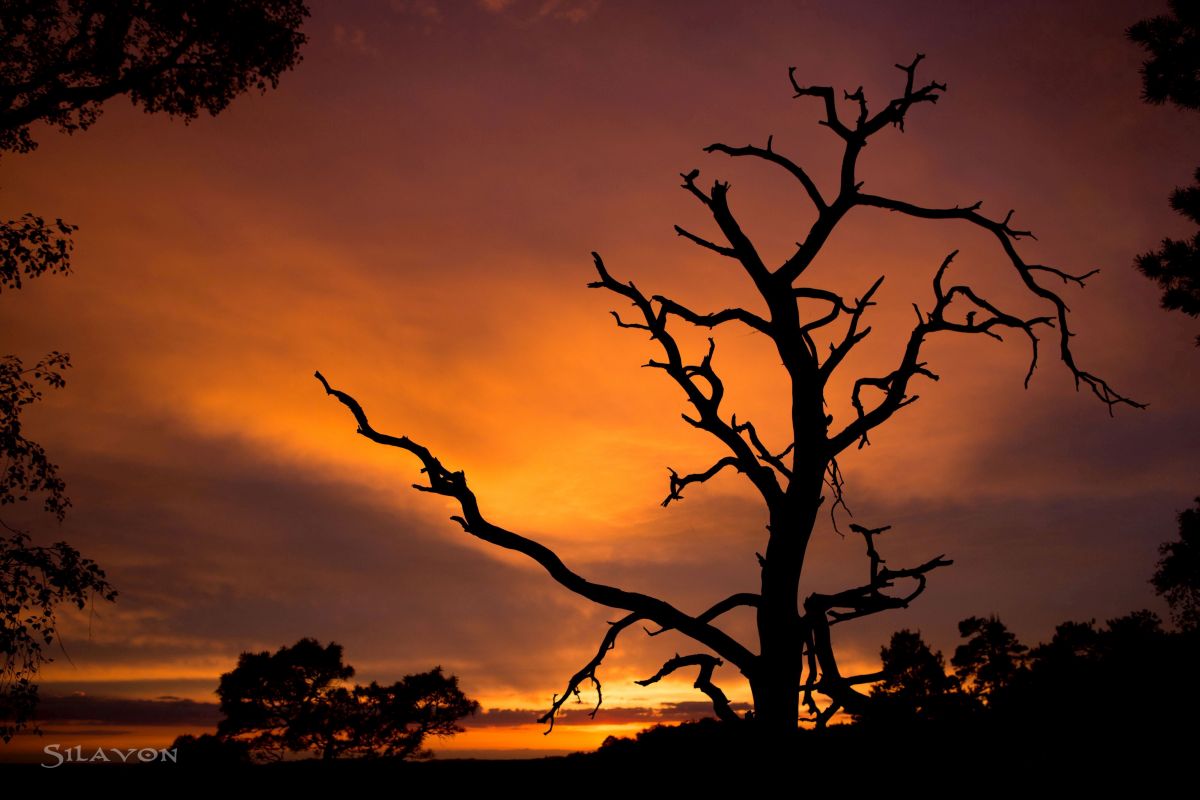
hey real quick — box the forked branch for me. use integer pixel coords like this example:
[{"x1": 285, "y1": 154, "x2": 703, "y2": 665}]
[
  {"x1": 829, "y1": 250, "x2": 1075, "y2": 453},
  {"x1": 805, "y1": 522, "x2": 953, "y2": 626},
  {"x1": 588, "y1": 253, "x2": 784, "y2": 505},
  {"x1": 800, "y1": 520, "x2": 951, "y2": 722},
  {"x1": 852, "y1": 194, "x2": 1144, "y2": 415}
]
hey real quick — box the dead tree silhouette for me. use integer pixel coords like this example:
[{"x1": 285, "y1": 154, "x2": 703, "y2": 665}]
[{"x1": 317, "y1": 56, "x2": 1140, "y2": 736}]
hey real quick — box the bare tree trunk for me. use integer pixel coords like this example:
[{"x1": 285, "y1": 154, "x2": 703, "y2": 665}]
[{"x1": 754, "y1": 482, "x2": 821, "y2": 731}]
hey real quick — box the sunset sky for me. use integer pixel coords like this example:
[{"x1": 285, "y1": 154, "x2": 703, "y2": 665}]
[{"x1": 2, "y1": 0, "x2": 1197, "y2": 759}]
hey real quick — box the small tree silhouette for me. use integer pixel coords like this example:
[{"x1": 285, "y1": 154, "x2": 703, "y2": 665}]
[
  {"x1": 1152, "y1": 498, "x2": 1200, "y2": 631},
  {"x1": 332, "y1": 671, "x2": 480, "y2": 760},
  {"x1": 951, "y1": 615, "x2": 1028, "y2": 705},
  {"x1": 217, "y1": 638, "x2": 354, "y2": 762},
  {"x1": 216, "y1": 639, "x2": 477, "y2": 761},
  {"x1": 870, "y1": 629, "x2": 964, "y2": 721},
  {"x1": 318, "y1": 57, "x2": 1138, "y2": 735}
]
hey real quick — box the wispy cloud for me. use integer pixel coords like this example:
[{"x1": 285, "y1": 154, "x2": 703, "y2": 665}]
[
  {"x1": 536, "y1": 0, "x2": 601, "y2": 23},
  {"x1": 467, "y1": 700, "x2": 751, "y2": 728},
  {"x1": 332, "y1": 23, "x2": 379, "y2": 58},
  {"x1": 478, "y1": 0, "x2": 601, "y2": 23},
  {"x1": 391, "y1": 0, "x2": 443, "y2": 23}
]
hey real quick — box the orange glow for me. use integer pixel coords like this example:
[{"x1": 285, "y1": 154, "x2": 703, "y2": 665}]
[{"x1": 3, "y1": 1, "x2": 1195, "y2": 758}]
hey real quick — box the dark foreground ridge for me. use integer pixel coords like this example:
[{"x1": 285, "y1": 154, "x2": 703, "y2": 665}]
[{"x1": 17, "y1": 717, "x2": 1192, "y2": 792}]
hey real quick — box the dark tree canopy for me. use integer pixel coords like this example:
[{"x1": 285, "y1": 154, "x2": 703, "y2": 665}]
[
  {"x1": 217, "y1": 638, "x2": 356, "y2": 761},
  {"x1": 319, "y1": 57, "x2": 1135, "y2": 736},
  {"x1": 869, "y1": 629, "x2": 965, "y2": 721},
  {"x1": 1128, "y1": 0, "x2": 1200, "y2": 110},
  {"x1": 1013, "y1": 610, "x2": 1198, "y2": 726},
  {"x1": 0, "y1": 214, "x2": 76, "y2": 293},
  {"x1": 1129, "y1": 1, "x2": 1200, "y2": 342},
  {"x1": 950, "y1": 615, "x2": 1027, "y2": 704},
  {"x1": 1133, "y1": 170, "x2": 1200, "y2": 342},
  {"x1": 0, "y1": 530, "x2": 115, "y2": 741},
  {"x1": 317, "y1": 671, "x2": 480, "y2": 760},
  {"x1": 0, "y1": 351, "x2": 71, "y2": 520},
  {"x1": 169, "y1": 733, "x2": 252, "y2": 766},
  {"x1": 858, "y1": 611, "x2": 1198, "y2": 743},
  {"x1": 0, "y1": 0, "x2": 310, "y2": 155},
  {"x1": 216, "y1": 639, "x2": 478, "y2": 761},
  {"x1": 0, "y1": 349, "x2": 116, "y2": 742},
  {"x1": 1152, "y1": 497, "x2": 1200, "y2": 631}
]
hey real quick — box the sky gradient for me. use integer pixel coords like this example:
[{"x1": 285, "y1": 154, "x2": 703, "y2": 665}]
[{"x1": 2, "y1": 0, "x2": 1197, "y2": 759}]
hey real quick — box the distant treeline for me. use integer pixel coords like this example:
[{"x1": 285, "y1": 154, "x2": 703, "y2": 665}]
[{"x1": 864, "y1": 609, "x2": 1198, "y2": 728}]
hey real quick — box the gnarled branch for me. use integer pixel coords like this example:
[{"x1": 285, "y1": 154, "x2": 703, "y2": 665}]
[
  {"x1": 732, "y1": 416, "x2": 794, "y2": 480},
  {"x1": 788, "y1": 68, "x2": 852, "y2": 140},
  {"x1": 818, "y1": 275, "x2": 884, "y2": 383},
  {"x1": 853, "y1": 194, "x2": 1144, "y2": 415},
  {"x1": 678, "y1": 170, "x2": 772, "y2": 287},
  {"x1": 674, "y1": 224, "x2": 737, "y2": 259},
  {"x1": 663, "y1": 456, "x2": 740, "y2": 507},
  {"x1": 704, "y1": 138, "x2": 826, "y2": 211},
  {"x1": 805, "y1": 521, "x2": 953, "y2": 625},
  {"x1": 588, "y1": 253, "x2": 784, "y2": 506},
  {"x1": 653, "y1": 294, "x2": 771, "y2": 336},
  {"x1": 830, "y1": 250, "x2": 1068, "y2": 454},
  {"x1": 645, "y1": 592, "x2": 760, "y2": 637},
  {"x1": 538, "y1": 613, "x2": 641, "y2": 733},
  {"x1": 797, "y1": 520, "x2": 951, "y2": 722},
  {"x1": 315, "y1": 371, "x2": 759, "y2": 677},
  {"x1": 636, "y1": 653, "x2": 741, "y2": 724},
  {"x1": 861, "y1": 54, "x2": 947, "y2": 135}
]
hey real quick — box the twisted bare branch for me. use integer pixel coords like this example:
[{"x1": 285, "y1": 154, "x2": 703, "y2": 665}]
[
  {"x1": 732, "y1": 415, "x2": 794, "y2": 480},
  {"x1": 677, "y1": 171, "x2": 773, "y2": 287},
  {"x1": 788, "y1": 68, "x2": 852, "y2": 140},
  {"x1": 704, "y1": 138, "x2": 826, "y2": 211},
  {"x1": 315, "y1": 371, "x2": 758, "y2": 675},
  {"x1": 823, "y1": 457, "x2": 852, "y2": 533},
  {"x1": 653, "y1": 294, "x2": 770, "y2": 335},
  {"x1": 588, "y1": 253, "x2": 784, "y2": 506},
  {"x1": 830, "y1": 250, "x2": 1070, "y2": 453},
  {"x1": 818, "y1": 275, "x2": 884, "y2": 383},
  {"x1": 644, "y1": 592, "x2": 759, "y2": 637},
  {"x1": 674, "y1": 224, "x2": 737, "y2": 259},
  {"x1": 805, "y1": 521, "x2": 953, "y2": 626},
  {"x1": 538, "y1": 613, "x2": 641, "y2": 733},
  {"x1": 663, "y1": 456, "x2": 740, "y2": 507},
  {"x1": 636, "y1": 653, "x2": 741, "y2": 723},
  {"x1": 862, "y1": 54, "x2": 947, "y2": 135},
  {"x1": 798, "y1": 520, "x2": 950, "y2": 722},
  {"x1": 853, "y1": 194, "x2": 1144, "y2": 416}
]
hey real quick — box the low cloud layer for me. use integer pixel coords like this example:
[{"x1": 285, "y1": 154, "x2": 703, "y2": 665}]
[{"x1": 34, "y1": 694, "x2": 222, "y2": 727}]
